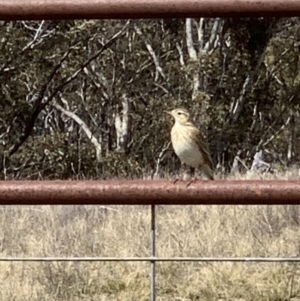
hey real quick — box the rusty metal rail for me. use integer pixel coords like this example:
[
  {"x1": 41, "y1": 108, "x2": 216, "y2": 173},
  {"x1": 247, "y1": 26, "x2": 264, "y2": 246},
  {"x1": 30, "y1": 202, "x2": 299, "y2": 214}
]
[
  {"x1": 1, "y1": 0, "x2": 300, "y2": 20},
  {"x1": 0, "y1": 180, "x2": 300, "y2": 205}
]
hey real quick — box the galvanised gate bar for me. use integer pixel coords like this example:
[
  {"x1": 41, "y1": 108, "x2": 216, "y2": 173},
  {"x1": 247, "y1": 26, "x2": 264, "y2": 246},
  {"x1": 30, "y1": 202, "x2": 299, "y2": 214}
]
[{"x1": 1, "y1": 1, "x2": 300, "y2": 301}]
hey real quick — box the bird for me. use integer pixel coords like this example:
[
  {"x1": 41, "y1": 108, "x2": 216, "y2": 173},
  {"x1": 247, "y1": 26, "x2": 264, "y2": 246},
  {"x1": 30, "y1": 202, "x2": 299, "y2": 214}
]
[{"x1": 165, "y1": 107, "x2": 214, "y2": 181}]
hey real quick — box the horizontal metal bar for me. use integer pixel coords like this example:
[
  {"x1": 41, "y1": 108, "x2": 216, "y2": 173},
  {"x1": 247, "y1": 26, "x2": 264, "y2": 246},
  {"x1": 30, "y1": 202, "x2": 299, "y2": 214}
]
[
  {"x1": 0, "y1": 180, "x2": 300, "y2": 205},
  {"x1": 1, "y1": 0, "x2": 300, "y2": 20},
  {"x1": 1, "y1": 257, "x2": 300, "y2": 262}
]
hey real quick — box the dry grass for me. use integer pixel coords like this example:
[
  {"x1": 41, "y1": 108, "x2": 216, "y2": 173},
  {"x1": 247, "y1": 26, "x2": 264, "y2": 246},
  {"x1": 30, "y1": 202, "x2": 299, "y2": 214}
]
[{"x1": 0, "y1": 172, "x2": 300, "y2": 301}]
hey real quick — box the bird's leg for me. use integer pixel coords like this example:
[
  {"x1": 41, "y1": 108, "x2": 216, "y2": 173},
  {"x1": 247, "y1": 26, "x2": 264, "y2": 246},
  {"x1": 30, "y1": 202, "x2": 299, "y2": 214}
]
[
  {"x1": 190, "y1": 166, "x2": 195, "y2": 178},
  {"x1": 186, "y1": 178, "x2": 196, "y2": 187},
  {"x1": 173, "y1": 162, "x2": 186, "y2": 184},
  {"x1": 186, "y1": 167, "x2": 197, "y2": 187}
]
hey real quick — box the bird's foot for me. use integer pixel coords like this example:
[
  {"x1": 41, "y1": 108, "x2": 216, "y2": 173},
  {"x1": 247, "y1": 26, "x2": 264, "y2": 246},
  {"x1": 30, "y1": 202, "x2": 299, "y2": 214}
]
[
  {"x1": 173, "y1": 171, "x2": 194, "y2": 185},
  {"x1": 186, "y1": 177, "x2": 197, "y2": 187},
  {"x1": 173, "y1": 176, "x2": 182, "y2": 184}
]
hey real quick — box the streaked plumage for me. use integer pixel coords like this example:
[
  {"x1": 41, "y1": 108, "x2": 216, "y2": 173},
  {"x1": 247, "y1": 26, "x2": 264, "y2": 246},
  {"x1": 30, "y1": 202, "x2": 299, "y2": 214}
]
[{"x1": 166, "y1": 108, "x2": 214, "y2": 180}]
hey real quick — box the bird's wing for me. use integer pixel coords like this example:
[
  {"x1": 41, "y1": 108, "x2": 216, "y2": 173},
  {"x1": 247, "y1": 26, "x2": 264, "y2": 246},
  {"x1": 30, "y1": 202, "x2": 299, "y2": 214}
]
[{"x1": 188, "y1": 125, "x2": 214, "y2": 169}]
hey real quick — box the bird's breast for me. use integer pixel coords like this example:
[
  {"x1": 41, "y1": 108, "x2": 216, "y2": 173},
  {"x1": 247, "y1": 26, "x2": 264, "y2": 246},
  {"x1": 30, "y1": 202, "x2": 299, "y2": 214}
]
[{"x1": 171, "y1": 126, "x2": 204, "y2": 168}]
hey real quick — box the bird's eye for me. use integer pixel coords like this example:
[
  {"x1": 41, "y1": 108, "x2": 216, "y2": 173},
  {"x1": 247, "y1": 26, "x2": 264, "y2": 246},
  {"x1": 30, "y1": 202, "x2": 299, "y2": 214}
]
[{"x1": 177, "y1": 112, "x2": 181, "y2": 115}]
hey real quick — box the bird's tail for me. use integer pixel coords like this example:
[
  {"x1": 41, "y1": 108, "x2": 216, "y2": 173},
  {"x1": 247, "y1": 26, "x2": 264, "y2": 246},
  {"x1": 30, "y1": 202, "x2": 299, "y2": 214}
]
[{"x1": 202, "y1": 164, "x2": 214, "y2": 180}]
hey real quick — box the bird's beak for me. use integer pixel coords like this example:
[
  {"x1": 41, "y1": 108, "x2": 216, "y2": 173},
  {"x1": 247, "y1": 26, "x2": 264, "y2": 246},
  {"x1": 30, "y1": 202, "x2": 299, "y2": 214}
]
[{"x1": 164, "y1": 110, "x2": 173, "y2": 115}]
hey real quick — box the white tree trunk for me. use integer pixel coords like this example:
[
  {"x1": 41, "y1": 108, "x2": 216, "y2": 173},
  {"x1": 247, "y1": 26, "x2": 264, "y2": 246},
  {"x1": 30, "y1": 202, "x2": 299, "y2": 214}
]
[{"x1": 115, "y1": 94, "x2": 131, "y2": 153}]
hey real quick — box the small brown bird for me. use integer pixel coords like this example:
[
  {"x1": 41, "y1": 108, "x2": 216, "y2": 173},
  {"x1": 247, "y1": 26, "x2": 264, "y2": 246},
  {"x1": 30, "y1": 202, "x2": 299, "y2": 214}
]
[{"x1": 165, "y1": 108, "x2": 214, "y2": 180}]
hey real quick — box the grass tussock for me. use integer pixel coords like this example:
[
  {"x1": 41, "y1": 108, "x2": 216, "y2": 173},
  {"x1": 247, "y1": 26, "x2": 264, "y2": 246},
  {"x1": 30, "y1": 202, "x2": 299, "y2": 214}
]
[{"x1": 0, "y1": 172, "x2": 300, "y2": 301}]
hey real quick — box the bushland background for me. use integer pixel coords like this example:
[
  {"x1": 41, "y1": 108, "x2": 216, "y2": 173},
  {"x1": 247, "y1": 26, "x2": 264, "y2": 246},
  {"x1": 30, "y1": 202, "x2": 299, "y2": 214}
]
[{"x1": 0, "y1": 18, "x2": 299, "y2": 300}]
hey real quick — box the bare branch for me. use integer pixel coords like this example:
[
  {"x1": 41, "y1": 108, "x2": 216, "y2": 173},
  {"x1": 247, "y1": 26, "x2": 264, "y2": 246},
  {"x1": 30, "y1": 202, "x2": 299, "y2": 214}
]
[
  {"x1": 8, "y1": 20, "x2": 130, "y2": 157},
  {"x1": 230, "y1": 48, "x2": 266, "y2": 123},
  {"x1": 186, "y1": 18, "x2": 197, "y2": 60},
  {"x1": 197, "y1": 18, "x2": 204, "y2": 52},
  {"x1": 262, "y1": 116, "x2": 291, "y2": 148},
  {"x1": 83, "y1": 63, "x2": 110, "y2": 99},
  {"x1": 53, "y1": 101, "x2": 102, "y2": 162},
  {"x1": 8, "y1": 48, "x2": 72, "y2": 157},
  {"x1": 175, "y1": 42, "x2": 185, "y2": 66},
  {"x1": 153, "y1": 141, "x2": 171, "y2": 179},
  {"x1": 0, "y1": 21, "x2": 54, "y2": 74},
  {"x1": 192, "y1": 73, "x2": 200, "y2": 101},
  {"x1": 134, "y1": 24, "x2": 166, "y2": 81},
  {"x1": 203, "y1": 18, "x2": 222, "y2": 52}
]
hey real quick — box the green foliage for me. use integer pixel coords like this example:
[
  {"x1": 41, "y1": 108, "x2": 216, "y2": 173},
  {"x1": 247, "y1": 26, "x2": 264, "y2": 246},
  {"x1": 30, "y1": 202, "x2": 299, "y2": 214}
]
[{"x1": 0, "y1": 18, "x2": 299, "y2": 179}]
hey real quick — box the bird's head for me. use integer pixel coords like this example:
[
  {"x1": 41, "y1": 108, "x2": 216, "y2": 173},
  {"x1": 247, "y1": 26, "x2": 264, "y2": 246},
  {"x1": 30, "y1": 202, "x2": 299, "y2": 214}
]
[{"x1": 165, "y1": 108, "x2": 191, "y2": 124}]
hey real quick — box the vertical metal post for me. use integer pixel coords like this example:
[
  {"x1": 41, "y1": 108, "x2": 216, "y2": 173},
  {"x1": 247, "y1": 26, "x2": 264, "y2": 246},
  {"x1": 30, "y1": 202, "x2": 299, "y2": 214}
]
[{"x1": 150, "y1": 204, "x2": 156, "y2": 301}]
